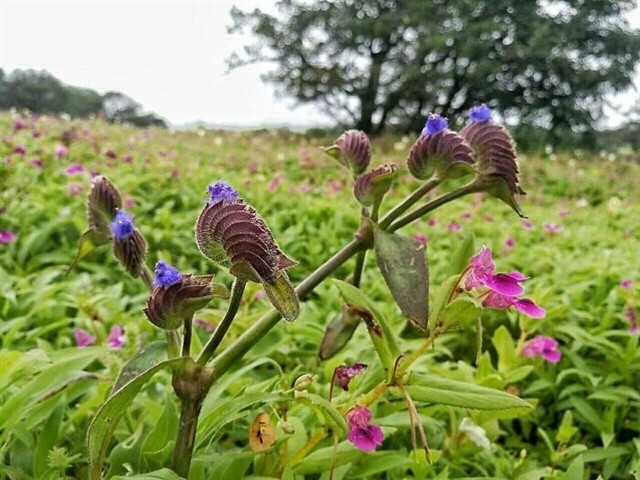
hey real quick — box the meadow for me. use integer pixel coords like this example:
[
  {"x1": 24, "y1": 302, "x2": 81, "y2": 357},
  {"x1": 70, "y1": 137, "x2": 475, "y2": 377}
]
[{"x1": 0, "y1": 112, "x2": 639, "y2": 479}]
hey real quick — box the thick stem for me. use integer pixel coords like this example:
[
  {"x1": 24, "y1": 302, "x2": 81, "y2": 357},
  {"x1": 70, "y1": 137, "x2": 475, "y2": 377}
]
[
  {"x1": 171, "y1": 397, "x2": 203, "y2": 477},
  {"x1": 388, "y1": 181, "x2": 480, "y2": 232},
  {"x1": 197, "y1": 279, "x2": 247, "y2": 366},
  {"x1": 378, "y1": 177, "x2": 441, "y2": 230},
  {"x1": 182, "y1": 317, "x2": 193, "y2": 357},
  {"x1": 351, "y1": 250, "x2": 367, "y2": 288},
  {"x1": 209, "y1": 238, "x2": 366, "y2": 377}
]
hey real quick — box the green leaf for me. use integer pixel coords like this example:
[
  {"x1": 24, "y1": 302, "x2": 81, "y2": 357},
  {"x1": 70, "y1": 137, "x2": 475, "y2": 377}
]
[
  {"x1": 427, "y1": 275, "x2": 459, "y2": 335},
  {"x1": 564, "y1": 455, "x2": 584, "y2": 480},
  {"x1": 294, "y1": 391, "x2": 348, "y2": 435},
  {"x1": 111, "y1": 469, "x2": 185, "y2": 480},
  {"x1": 408, "y1": 374, "x2": 532, "y2": 410},
  {"x1": 67, "y1": 229, "x2": 99, "y2": 274},
  {"x1": 317, "y1": 305, "x2": 362, "y2": 360},
  {"x1": 87, "y1": 356, "x2": 188, "y2": 480},
  {"x1": 33, "y1": 397, "x2": 65, "y2": 477},
  {"x1": 439, "y1": 296, "x2": 482, "y2": 330},
  {"x1": 557, "y1": 410, "x2": 578, "y2": 444},
  {"x1": 492, "y1": 326, "x2": 518, "y2": 373},
  {"x1": 374, "y1": 227, "x2": 428, "y2": 331},
  {"x1": 293, "y1": 441, "x2": 363, "y2": 475},
  {"x1": 112, "y1": 341, "x2": 168, "y2": 394},
  {"x1": 350, "y1": 452, "x2": 410, "y2": 478},
  {"x1": 261, "y1": 273, "x2": 300, "y2": 322},
  {"x1": 448, "y1": 232, "x2": 475, "y2": 275}
]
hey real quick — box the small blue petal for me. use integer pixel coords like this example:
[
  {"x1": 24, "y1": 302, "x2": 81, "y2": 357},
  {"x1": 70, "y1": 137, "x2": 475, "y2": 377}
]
[
  {"x1": 154, "y1": 260, "x2": 182, "y2": 287},
  {"x1": 110, "y1": 210, "x2": 134, "y2": 240},
  {"x1": 421, "y1": 114, "x2": 448, "y2": 136},
  {"x1": 470, "y1": 104, "x2": 492, "y2": 123},
  {"x1": 207, "y1": 181, "x2": 239, "y2": 204}
]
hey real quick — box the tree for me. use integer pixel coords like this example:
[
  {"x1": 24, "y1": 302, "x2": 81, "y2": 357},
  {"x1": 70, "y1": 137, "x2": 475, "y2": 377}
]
[{"x1": 229, "y1": 0, "x2": 640, "y2": 138}]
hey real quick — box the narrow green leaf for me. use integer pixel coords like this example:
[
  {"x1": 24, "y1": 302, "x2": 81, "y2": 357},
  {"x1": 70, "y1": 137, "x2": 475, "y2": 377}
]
[
  {"x1": 448, "y1": 232, "x2": 475, "y2": 275},
  {"x1": 87, "y1": 356, "x2": 188, "y2": 480},
  {"x1": 112, "y1": 341, "x2": 168, "y2": 394},
  {"x1": 111, "y1": 469, "x2": 186, "y2": 480},
  {"x1": 67, "y1": 229, "x2": 99, "y2": 274},
  {"x1": 294, "y1": 391, "x2": 348, "y2": 435},
  {"x1": 408, "y1": 374, "x2": 532, "y2": 410},
  {"x1": 33, "y1": 397, "x2": 65, "y2": 477},
  {"x1": 427, "y1": 275, "x2": 459, "y2": 335},
  {"x1": 261, "y1": 273, "x2": 300, "y2": 322},
  {"x1": 374, "y1": 227, "x2": 428, "y2": 331},
  {"x1": 318, "y1": 305, "x2": 361, "y2": 361},
  {"x1": 293, "y1": 441, "x2": 363, "y2": 475}
]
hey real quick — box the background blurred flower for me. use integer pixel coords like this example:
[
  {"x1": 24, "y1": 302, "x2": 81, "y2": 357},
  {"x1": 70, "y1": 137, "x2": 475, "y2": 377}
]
[
  {"x1": 74, "y1": 328, "x2": 96, "y2": 348},
  {"x1": 55, "y1": 145, "x2": 68, "y2": 158},
  {"x1": 0, "y1": 230, "x2": 16, "y2": 244},
  {"x1": 65, "y1": 163, "x2": 85, "y2": 175},
  {"x1": 107, "y1": 326, "x2": 125, "y2": 348},
  {"x1": 520, "y1": 335, "x2": 561, "y2": 363},
  {"x1": 67, "y1": 183, "x2": 83, "y2": 196}
]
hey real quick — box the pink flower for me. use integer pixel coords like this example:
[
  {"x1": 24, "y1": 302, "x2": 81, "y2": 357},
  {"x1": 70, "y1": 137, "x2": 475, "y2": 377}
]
[
  {"x1": 334, "y1": 363, "x2": 367, "y2": 391},
  {"x1": 195, "y1": 319, "x2": 217, "y2": 331},
  {"x1": 124, "y1": 197, "x2": 136, "y2": 209},
  {"x1": 521, "y1": 220, "x2": 534, "y2": 230},
  {"x1": 67, "y1": 183, "x2": 83, "y2": 196},
  {"x1": 620, "y1": 279, "x2": 633, "y2": 289},
  {"x1": 65, "y1": 163, "x2": 85, "y2": 175},
  {"x1": 268, "y1": 175, "x2": 282, "y2": 192},
  {"x1": 123, "y1": 154, "x2": 133, "y2": 164},
  {"x1": 0, "y1": 230, "x2": 16, "y2": 244},
  {"x1": 503, "y1": 237, "x2": 515, "y2": 249},
  {"x1": 483, "y1": 291, "x2": 546, "y2": 318},
  {"x1": 543, "y1": 223, "x2": 562, "y2": 234},
  {"x1": 559, "y1": 210, "x2": 570, "y2": 217},
  {"x1": 32, "y1": 131, "x2": 42, "y2": 139},
  {"x1": 105, "y1": 150, "x2": 117, "y2": 159},
  {"x1": 461, "y1": 211, "x2": 473, "y2": 220},
  {"x1": 427, "y1": 217, "x2": 437, "y2": 227},
  {"x1": 625, "y1": 308, "x2": 638, "y2": 335},
  {"x1": 30, "y1": 158, "x2": 43, "y2": 168},
  {"x1": 412, "y1": 233, "x2": 428, "y2": 246},
  {"x1": 54, "y1": 145, "x2": 68, "y2": 158},
  {"x1": 520, "y1": 335, "x2": 561, "y2": 363},
  {"x1": 107, "y1": 326, "x2": 125, "y2": 349},
  {"x1": 347, "y1": 406, "x2": 384, "y2": 451},
  {"x1": 13, "y1": 145, "x2": 26, "y2": 156},
  {"x1": 465, "y1": 247, "x2": 526, "y2": 296},
  {"x1": 447, "y1": 221, "x2": 462, "y2": 232},
  {"x1": 13, "y1": 119, "x2": 26, "y2": 131},
  {"x1": 74, "y1": 328, "x2": 96, "y2": 348}
]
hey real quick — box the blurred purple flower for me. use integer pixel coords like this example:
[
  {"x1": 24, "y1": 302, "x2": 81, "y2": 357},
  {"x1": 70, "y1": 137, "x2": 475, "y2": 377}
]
[
  {"x1": 503, "y1": 237, "x2": 515, "y2": 249},
  {"x1": 74, "y1": 328, "x2": 96, "y2": 348},
  {"x1": 0, "y1": 230, "x2": 16, "y2": 244},
  {"x1": 520, "y1": 335, "x2": 561, "y2": 363},
  {"x1": 625, "y1": 307, "x2": 638, "y2": 334},
  {"x1": 195, "y1": 319, "x2": 217, "y2": 331},
  {"x1": 461, "y1": 211, "x2": 473, "y2": 220},
  {"x1": 55, "y1": 145, "x2": 68, "y2": 158},
  {"x1": 334, "y1": 363, "x2": 367, "y2": 391},
  {"x1": 412, "y1": 233, "x2": 428, "y2": 245},
  {"x1": 268, "y1": 175, "x2": 282, "y2": 192},
  {"x1": 483, "y1": 291, "x2": 546, "y2": 318},
  {"x1": 427, "y1": 217, "x2": 437, "y2": 227},
  {"x1": 65, "y1": 163, "x2": 85, "y2": 175},
  {"x1": 30, "y1": 158, "x2": 43, "y2": 169},
  {"x1": 469, "y1": 104, "x2": 492, "y2": 123},
  {"x1": 32, "y1": 131, "x2": 42, "y2": 138},
  {"x1": 559, "y1": 210, "x2": 570, "y2": 217},
  {"x1": 447, "y1": 221, "x2": 462, "y2": 232},
  {"x1": 13, "y1": 119, "x2": 26, "y2": 131},
  {"x1": 123, "y1": 154, "x2": 133, "y2": 164},
  {"x1": 543, "y1": 223, "x2": 562, "y2": 234},
  {"x1": 13, "y1": 145, "x2": 26, "y2": 156},
  {"x1": 107, "y1": 326, "x2": 125, "y2": 349},
  {"x1": 124, "y1": 197, "x2": 136, "y2": 209},
  {"x1": 347, "y1": 406, "x2": 384, "y2": 451},
  {"x1": 620, "y1": 279, "x2": 633, "y2": 289},
  {"x1": 67, "y1": 183, "x2": 83, "y2": 196},
  {"x1": 521, "y1": 219, "x2": 534, "y2": 230},
  {"x1": 421, "y1": 114, "x2": 448, "y2": 136},
  {"x1": 105, "y1": 150, "x2": 117, "y2": 159}
]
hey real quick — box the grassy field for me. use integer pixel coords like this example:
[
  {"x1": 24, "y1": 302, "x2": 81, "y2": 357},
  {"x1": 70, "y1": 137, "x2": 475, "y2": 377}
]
[{"x1": 0, "y1": 112, "x2": 639, "y2": 479}]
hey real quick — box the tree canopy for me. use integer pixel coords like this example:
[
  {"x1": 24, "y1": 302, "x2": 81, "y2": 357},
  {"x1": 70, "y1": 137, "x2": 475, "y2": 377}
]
[
  {"x1": 229, "y1": 0, "x2": 640, "y2": 138},
  {"x1": 0, "y1": 69, "x2": 167, "y2": 128}
]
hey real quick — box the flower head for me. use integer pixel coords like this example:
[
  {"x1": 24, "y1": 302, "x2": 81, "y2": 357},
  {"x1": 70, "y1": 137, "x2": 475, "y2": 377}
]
[
  {"x1": 13, "y1": 145, "x2": 26, "y2": 156},
  {"x1": 74, "y1": 328, "x2": 96, "y2": 348},
  {"x1": 347, "y1": 406, "x2": 384, "y2": 451},
  {"x1": 110, "y1": 210, "x2": 134, "y2": 240},
  {"x1": 470, "y1": 104, "x2": 492, "y2": 123},
  {"x1": 353, "y1": 164, "x2": 397, "y2": 207},
  {"x1": 334, "y1": 363, "x2": 367, "y2": 391},
  {"x1": 207, "y1": 180, "x2": 239, "y2": 205},
  {"x1": 483, "y1": 291, "x2": 546, "y2": 318},
  {"x1": 324, "y1": 130, "x2": 371, "y2": 177},
  {"x1": 543, "y1": 223, "x2": 562, "y2": 234},
  {"x1": 13, "y1": 119, "x2": 26, "y2": 131},
  {"x1": 422, "y1": 114, "x2": 448, "y2": 136},
  {"x1": 55, "y1": 145, "x2": 68, "y2": 158},
  {"x1": 620, "y1": 279, "x2": 633, "y2": 289},
  {"x1": 65, "y1": 163, "x2": 85, "y2": 175},
  {"x1": 106, "y1": 326, "x2": 125, "y2": 349},
  {"x1": 0, "y1": 230, "x2": 16, "y2": 244},
  {"x1": 520, "y1": 335, "x2": 561, "y2": 363},
  {"x1": 154, "y1": 260, "x2": 182, "y2": 287},
  {"x1": 464, "y1": 247, "x2": 525, "y2": 296}
]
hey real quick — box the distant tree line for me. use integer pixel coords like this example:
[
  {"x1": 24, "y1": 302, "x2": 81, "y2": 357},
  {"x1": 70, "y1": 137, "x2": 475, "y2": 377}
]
[{"x1": 0, "y1": 69, "x2": 167, "y2": 128}]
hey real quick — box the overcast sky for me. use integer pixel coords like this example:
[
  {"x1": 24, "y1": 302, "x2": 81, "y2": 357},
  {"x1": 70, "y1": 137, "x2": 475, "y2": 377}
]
[{"x1": 1, "y1": 1, "x2": 639, "y2": 128}]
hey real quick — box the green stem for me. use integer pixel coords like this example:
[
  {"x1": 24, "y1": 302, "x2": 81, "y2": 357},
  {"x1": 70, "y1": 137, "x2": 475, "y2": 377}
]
[
  {"x1": 171, "y1": 397, "x2": 203, "y2": 477},
  {"x1": 209, "y1": 237, "x2": 366, "y2": 376},
  {"x1": 182, "y1": 317, "x2": 193, "y2": 357},
  {"x1": 351, "y1": 250, "x2": 366, "y2": 288},
  {"x1": 388, "y1": 181, "x2": 480, "y2": 232},
  {"x1": 378, "y1": 177, "x2": 441, "y2": 230},
  {"x1": 197, "y1": 279, "x2": 247, "y2": 366}
]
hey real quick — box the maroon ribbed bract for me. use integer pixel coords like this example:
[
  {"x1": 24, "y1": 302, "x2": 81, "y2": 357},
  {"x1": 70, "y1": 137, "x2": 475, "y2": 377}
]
[
  {"x1": 87, "y1": 175, "x2": 123, "y2": 242},
  {"x1": 353, "y1": 164, "x2": 398, "y2": 207},
  {"x1": 330, "y1": 129, "x2": 371, "y2": 176},
  {"x1": 407, "y1": 130, "x2": 474, "y2": 180},
  {"x1": 112, "y1": 230, "x2": 147, "y2": 278}
]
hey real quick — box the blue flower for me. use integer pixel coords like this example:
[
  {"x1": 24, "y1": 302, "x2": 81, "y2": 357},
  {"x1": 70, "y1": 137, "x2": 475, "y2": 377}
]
[
  {"x1": 421, "y1": 114, "x2": 448, "y2": 136},
  {"x1": 470, "y1": 104, "x2": 492, "y2": 123},
  {"x1": 110, "y1": 210, "x2": 134, "y2": 240},
  {"x1": 154, "y1": 260, "x2": 182, "y2": 287},
  {"x1": 207, "y1": 181, "x2": 239, "y2": 204}
]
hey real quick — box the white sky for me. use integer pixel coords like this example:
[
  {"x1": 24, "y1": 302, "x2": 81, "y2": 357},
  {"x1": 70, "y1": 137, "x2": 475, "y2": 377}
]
[{"x1": 1, "y1": 0, "x2": 638, "y2": 128}]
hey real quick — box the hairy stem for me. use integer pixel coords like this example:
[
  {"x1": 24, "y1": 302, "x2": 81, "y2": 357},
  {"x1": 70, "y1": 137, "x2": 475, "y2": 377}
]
[
  {"x1": 210, "y1": 237, "x2": 366, "y2": 377},
  {"x1": 388, "y1": 181, "x2": 480, "y2": 232},
  {"x1": 197, "y1": 279, "x2": 247, "y2": 366},
  {"x1": 378, "y1": 177, "x2": 441, "y2": 230},
  {"x1": 171, "y1": 397, "x2": 203, "y2": 477}
]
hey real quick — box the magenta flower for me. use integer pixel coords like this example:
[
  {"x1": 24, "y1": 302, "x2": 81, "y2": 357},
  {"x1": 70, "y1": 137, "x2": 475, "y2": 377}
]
[
  {"x1": 67, "y1": 183, "x2": 83, "y2": 196},
  {"x1": 447, "y1": 221, "x2": 462, "y2": 232},
  {"x1": 65, "y1": 163, "x2": 85, "y2": 175},
  {"x1": 461, "y1": 211, "x2": 473, "y2": 220},
  {"x1": 559, "y1": 210, "x2": 570, "y2": 217},
  {"x1": 30, "y1": 158, "x2": 43, "y2": 169},
  {"x1": 427, "y1": 217, "x2": 437, "y2": 227},
  {"x1": 107, "y1": 326, "x2": 125, "y2": 349},
  {"x1": 347, "y1": 406, "x2": 384, "y2": 451},
  {"x1": 543, "y1": 223, "x2": 562, "y2": 234},
  {"x1": 483, "y1": 291, "x2": 546, "y2": 318},
  {"x1": 0, "y1": 230, "x2": 16, "y2": 244},
  {"x1": 13, "y1": 119, "x2": 26, "y2": 131},
  {"x1": 620, "y1": 279, "x2": 633, "y2": 289},
  {"x1": 520, "y1": 335, "x2": 561, "y2": 363},
  {"x1": 268, "y1": 175, "x2": 282, "y2": 192},
  {"x1": 123, "y1": 154, "x2": 133, "y2": 164},
  {"x1": 412, "y1": 233, "x2": 428, "y2": 245},
  {"x1": 124, "y1": 197, "x2": 136, "y2": 209},
  {"x1": 625, "y1": 307, "x2": 638, "y2": 335},
  {"x1": 521, "y1": 219, "x2": 534, "y2": 230},
  {"x1": 334, "y1": 363, "x2": 367, "y2": 391},
  {"x1": 13, "y1": 145, "x2": 26, "y2": 156},
  {"x1": 503, "y1": 237, "x2": 515, "y2": 249},
  {"x1": 464, "y1": 247, "x2": 525, "y2": 296},
  {"x1": 74, "y1": 328, "x2": 96, "y2": 348},
  {"x1": 55, "y1": 145, "x2": 68, "y2": 158}
]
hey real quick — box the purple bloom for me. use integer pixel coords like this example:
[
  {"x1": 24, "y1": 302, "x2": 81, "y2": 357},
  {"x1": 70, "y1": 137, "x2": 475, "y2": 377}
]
[
  {"x1": 13, "y1": 145, "x2": 26, "y2": 156},
  {"x1": 207, "y1": 180, "x2": 239, "y2": 204},
  {"x1": 30, "y1": 158, "x2": 43, "y2": 169},
  {"x1": 469, "y1": 104, "x2": 492, "y2": 123},
  {"x1": 0, "y1": 230, "x2": 16, "y2": 244},
  {"x1": 124, "y1": 197, "x2": 136, "y2": 209},
  {"x1": 465, "y1": 247, "x2": 525, "y2": 296},
  {"x1": 520, "y1": 335, "x2": 561, "y2": 363},
  {"x1": 447, "y1": 221, "x2": 462, "y2": 232},
  {"x1": 620, "y1": 279, "x2": 633, "y2": 289},
  {"x1": 107, "y1": 326, "x2": 125, "y2": 349},
  {"x1": 559, "y1": 210, "x2": 570, "y2": 217},
  {"x1": 195, "y1": 319, "x2": 217, "y2": 331},
  {"x1": 109, "y1": 210, "x2": 134, "y2": 240},
  {"x1": 412, "y1": 233, "x2": 428, "y2": 245},
  {"x1": 55, "y1": 145, "x2": 68, "y2": 158},
  {"x1": 543, "y1": 223, "x2": 562, "y2": 234},
  {"x1": 625, "y1": 307, "x2": 638, "y2": 335},
  {"x1": 483, "y1": 291, "x2": 546, "y2": 318},
  {"x1": 74, "y1": 328, "x2": 96, "y2": 348},
  {"x1": 347, "y1": 406, "x2": 384, "y2": 451},
  {"x1": 65, "y1": 163, "x2": 85, "y2": 175},
  {"x1": 154, "y1": 260, "x2": 182, "y2": 287},
  {"x1": 14, "y1": 119, "x2": 26, "y2": 131},
  {"x1": 503, "y1": 237, "x2": 515, "y2": 249},
  {"x1": 105, "y1": 150, "x2": 117, "y2": 159},
  {"x1": 421, "y1": 114, "x2": 448, "y2": 136},
  {"x1": 521, "y1": 219, "x2": 534, "y2": 230},
  {"x1": 334, "y1": 363, "x2": 367, "y2": 391},
  {"x1": 67, "y1": 183, "x2": 83, "y2": 196}
]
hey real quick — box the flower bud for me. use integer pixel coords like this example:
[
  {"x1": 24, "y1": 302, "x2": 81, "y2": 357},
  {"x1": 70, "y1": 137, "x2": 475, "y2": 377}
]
[
  {"x1": 293, "y1": 373, "x2": 314, "y2": 391},
  {"x1": 110, "y1": 210, "x2": 147, "y2": 278},
  {"x1": 353, "y1": 164, "x2": 397, "y2": 207},
  {"x1": 460, "y1": 115, "x2": 525, "y2": 217},
  {"x1": 144, "y1": 273, "x2": 218, "y2": 330},
  {"x1": 324, "y1": 130, "x2": 371, "y2": 177},
  {"x1": 408, "y1": 129, "x2": 474, "y2": 180},
  {"x1": 87, "y1": 175, "x2": 123, "y2": 243}
]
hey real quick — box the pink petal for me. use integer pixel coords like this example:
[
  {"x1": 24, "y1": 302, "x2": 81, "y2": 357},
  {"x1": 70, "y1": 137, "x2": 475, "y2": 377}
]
[
  {"x1": 485, "y1": 273, "x2": 525, "y2": 296},
  {"x1": 514, "y1": 298, "x2": 546, "y2": 318}
]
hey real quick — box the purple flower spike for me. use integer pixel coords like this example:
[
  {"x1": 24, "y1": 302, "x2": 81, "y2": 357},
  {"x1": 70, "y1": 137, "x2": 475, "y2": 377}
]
[
  {"x1": 334, "y1": 363, "x2": 367, "y2": 391},
  {"x1": 421, "y1": 114, "x2": 448, "y2": 136},
  {"x1": 347, "y1": 406, "x2": 384, "y2": 452},
  {"x1": 154, "y1": 261, "x2": 182, "y2": 287},
  {"x1": 74, "y1": 328, "x2": 96, "y2": 348},
  {"x1": 107, "y1": 325, "x2": 125, "y2": 349},
  {"x1": 207, "y1": 180, "x2": 239, "y2": 205},
  {"x1": 470, "y1": 104, "x2": 492, "y2": 123},
  {"x1": 110, "y1": 210, "x2": 134, "y2": 240},
  {"x1": 520, "y1": 335, "x2": 561, "y2": 363}
]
